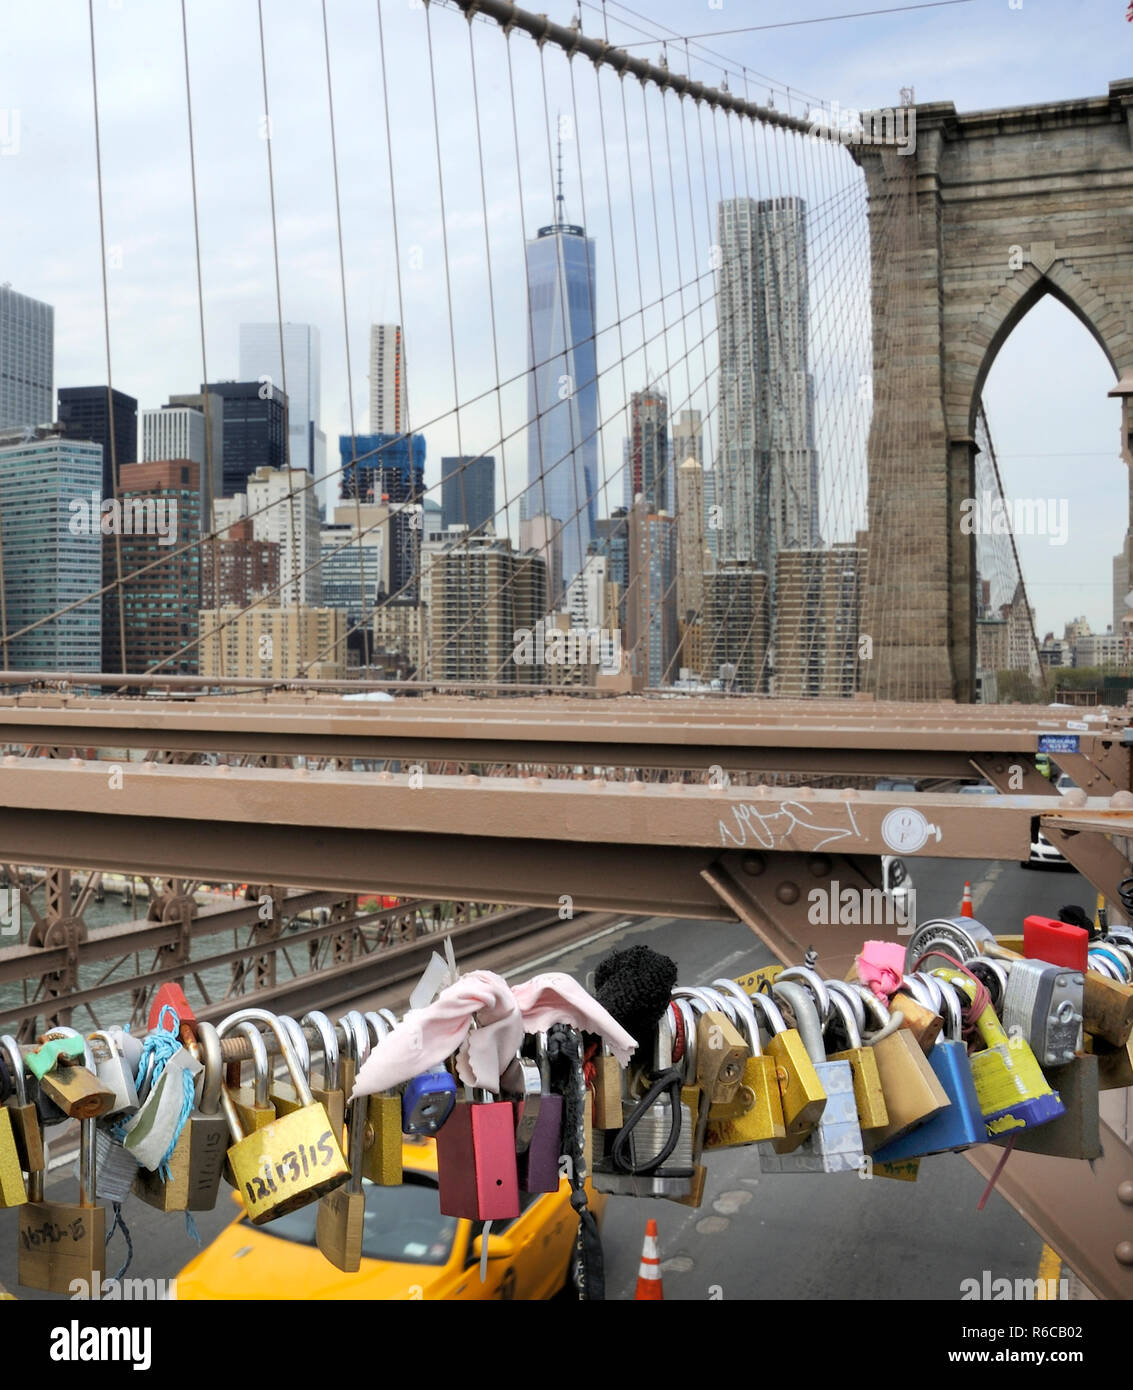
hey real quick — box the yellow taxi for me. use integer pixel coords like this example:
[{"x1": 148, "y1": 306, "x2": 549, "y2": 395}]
[{"x1": 175, "y1": 1137, "x2": 606, "y2": 1300}]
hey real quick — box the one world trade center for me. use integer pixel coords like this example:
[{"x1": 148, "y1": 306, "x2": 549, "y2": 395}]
[{"x1": 522, "y1": 169, "x2": 598, "y2": 600}]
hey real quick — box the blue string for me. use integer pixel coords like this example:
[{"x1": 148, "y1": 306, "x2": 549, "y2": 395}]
[
  {"x1": 106, "y1": 1201, "x2": 133, "y2": 1281},
  {"x1": 156, "y1": 1066, "x2": 196, "y2": 1180},
  {"x1": 184, "y1": 1211, "x2": 201, "y2": 1246}
]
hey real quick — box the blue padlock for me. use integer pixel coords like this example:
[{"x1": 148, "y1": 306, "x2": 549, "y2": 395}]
[
  {"x1": 872, "y1": 976, "x2": 987, "y2": 1162},
  {"x1": 402, "y1": 1069, "x2": 457, "y2": 1135}
]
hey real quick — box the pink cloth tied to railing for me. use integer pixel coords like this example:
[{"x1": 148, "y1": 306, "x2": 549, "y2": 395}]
[
  {"x1": 349, "y1": 968, "x2": 636, "y2": 1100},
  {"x1": 856, "y1": 939, "x2": 908, "y2": 1001}
]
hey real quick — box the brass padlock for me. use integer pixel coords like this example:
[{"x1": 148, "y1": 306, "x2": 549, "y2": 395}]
[
  {"x1": 854, "y1": 985, "x2": 950, "y2": 1152},
  {"x1": 301, "y1": 1010, "x2": 345, "y2": 1141},
  {"x1": 0, "y1": 1106, "x2": 26, "y2": 1208},
  {"x1": 357, "y1": 1012, "x2": 401, "y2": 1186},
  {"x1": 18, "y1": 1117, "x2": 105, "y2": 1293},
  {"x1": 749, "y1": 988, "x2": 826, "y2": 1139},
  {"x1": 315, "y1": 1085, "x2": 368, "y2": 1272},
  {"x1": 825, "y1": 982, "x2": 889, "y2": 1135},
  {"x1": 703, "y1": 979, "x2": 785, "y2": 1146},
  {"x1": 890, "y1": 988, "x2": 943, "y2": 1053},
  {"x1": 29, "y1": 1033, "x2": 114, "y2": 1121},
  {"x1": 591, "y1": 1046, "x2": 624, "y2": 1130},
  {"x1": 1, "y1": 1035, "x2": 44, "y2": 1185},
  {"x1": 135, "y1": 1022, "x2": 229, "y2": 1212},
  {"x1": 218, "y1": 1008, "x2": 348, "y2": 1226}
]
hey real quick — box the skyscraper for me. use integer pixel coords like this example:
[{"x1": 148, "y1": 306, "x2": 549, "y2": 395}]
[
  {"x1": 441, "y1": 454, "x2": 495, "y2": 535},
  {"x1": 58, "y1": 387, "x2": 138, "y2": 495},
  {"x1": 141, "y1": 406, "x2": 206, "y2": 471},
  {"x1": 115, "y1": 461, "x2": 201, "y2": 675},
  {"x1": 369, "y1": 325, "x2": 408, "y2": 435},
  {"x1": 675, "y1": 456, "x2": 709, "y2": 623},
  {"x1": 626, "y1": 389, "x2": 669, "y2": 515},
  {"x1": 704, "y1": 560, "x2": 770, "y2": 693},
  {"x1": 339, "y1": 434, "x2": 425, "y2": 603},
  {"x1": 0, "y1": 426, "x2": 101, "y2": 670},
  {"x1": 774, "y1": 545, "x2": 863, "y2": 698},
  {"x1": 626, "y1": 499, "x2": 677, "y2": 688},
  {"x1": 0, "y1": 285, "x2": 53, "y2": 429},
  {"x1": 239, "y1": 323, "x2": 325, "y2": 479},
  {"x1": 715, "y1": 197, "x2": 819, "y2": 575},
  {"x1": 523, "y1": 173, "x2": 597, "y2": 594},
  {"x1": 208, "y1": 381, "x2": 288, "y2": 497}
]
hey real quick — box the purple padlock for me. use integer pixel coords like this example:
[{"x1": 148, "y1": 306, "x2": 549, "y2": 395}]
[{"x1": 517, "y1": 1035, "x2": 564, "y2": 1194}]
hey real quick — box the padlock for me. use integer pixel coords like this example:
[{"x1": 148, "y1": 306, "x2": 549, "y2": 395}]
[
  {"x1": 0, "y1": 1035, "x2": 44, "y2": 1184},
  {"x1": 301, "y1": 1011, "x2": 346, "y2": 1142},
  {"x1": 18, "y1": 1117, "x2": 105, "y2": 1293},
  {"x1": 135, "y1": 1022, "x2": 228, "y2": 1211},
  {"x1": 1000, "y1": 959, "x2": 1084, "y2": 1067},
  {"x1": 761, "y1": 981, "x2": 864, "y2": 1172},
  {"x1": 0, "y1": 1105, "x2": 26, "y2": 1208},
  {"x1": 28, "y1": 1034, "x2": 114, "y2": 1120},
  {"x1": 991, "y1": 1054, "x2": 1101, "y2": 1160},
  {"x1": 217, "y1": 1008, "x2": 348, "y2": 1225},
  {"x1": 501, "y1": 1052, "x2": 543, "y2": 1155},
  {"x1": 889, "y1": 989, "x2": 943, "y2": 1052},
  {"x1": 227, "y1": 1020, "x2": 276, "y2": 1137},
  {"x1": 435, "y1": 1088, "x2": 520, "y2": 1221},
  {"x1": 747, "y1": 986, "x2": 827, "y2": 1139},
  {"x1": 702, "y1": 979, "x2": 785, "y2": 1146},
  {"x1": 92, "y1": 1127, "x2": 140, "y2": 1205},
  {"x1": 517, "y1": 1034, "x2": 564, "y2": 1193},
  {"x1": 87, "y1": 1030, "x2": 139, "y2": 1117},
  {"x1": 853, "y1": 985, "x2": 952, "y2": 1153},
  {"x1": 355, "y1": 1012, "x2": 401, "y2": 1187},
  {"x1": 936, "y1": 969, "x2": 1065, "y2": 1138},
  {"x1": 335, "y1": 1012, "x2": 364, "y2": 1109},
  {"x1": 402, "y1": 1067, "x2": 457, "y2": 1136},
  {"x1": 591, "y1": 1045, "x2": 624, "y2": 1130},
  {"x1": 824, "y1": 984, "x2": 889, "y2": 1136},
  {"x1": 672, "y1": 987, "x2": 747, "y2": 1106},
  {"x1": 267, "y1": 1015, "x2": 312, "y2": 1119},
  {"x1": 872, "y1": 975, "x2": 986, "y2": 1161},
  {"x1": 592, "y1": 1011, "x2": 694, "y2": 1200},
  {"x1": 315, "y1": 1085, "x2": 368, "y2": 1273}
]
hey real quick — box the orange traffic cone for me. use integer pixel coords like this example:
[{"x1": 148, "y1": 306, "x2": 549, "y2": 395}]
[
  {"x1": 634, "y1": 1218, "x2": 663, "y2": 1300},
  {"x1": 960, "y1": 881, "x2": 974, "y2": 918}
]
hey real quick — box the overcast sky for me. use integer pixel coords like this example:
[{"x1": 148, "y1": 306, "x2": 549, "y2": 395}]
[{"x1": 1, "y1": 0, "x2": 1127, "y2": 636}]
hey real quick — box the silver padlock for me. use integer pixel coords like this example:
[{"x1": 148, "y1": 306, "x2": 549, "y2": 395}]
[
  {"x1": 1001, "y1": 959, "x2": 1084, "y2": 1066},
  {"x1": 89, "y1": 1125, "x2": 140, "y2": 1203},
  {"x1": 591, "y1": 1009, "x2": 693, "y2": 1199},
  {"x1": 758, "y1": 980, "x2": 864, "y2": 1175},
  {"x1": 88, "y1": 1030, "x2": 139, "y2": 1117}
]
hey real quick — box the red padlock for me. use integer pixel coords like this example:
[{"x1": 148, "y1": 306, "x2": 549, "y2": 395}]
[
  {"x1": 147, "y1": 983, "x2": 197, "y2": 1039},
  {"x1": 435, "y1": 1092, "x2": 520, "y2": 1221},
  {"x1": 1023, "y1": 915, "x2": 1088, "y2": 971}
]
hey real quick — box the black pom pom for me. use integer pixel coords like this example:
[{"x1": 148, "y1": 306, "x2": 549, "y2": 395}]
[{"x1": 592, "y1": 944, "x2": 678, "y2": 1059}]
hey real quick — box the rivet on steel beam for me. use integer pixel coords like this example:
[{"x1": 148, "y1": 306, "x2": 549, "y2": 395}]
[
  {"x1": 842, "y1": 787, "x2": 859, "y2": 799},
  {"x1": 464, "y1": 774, "x2": 480, "y2": 785},
  {"x1": 69, "y1": 756, "x2": 84, "y2": 767},
  {"x1": 591, "y1": 777, "x2": 606, "y2": 788},
  {"x1": 527, "y1": 776, "x2": 544, "y2": 787},
  {"x1": 1118, "y1": 1180, "x2": 1133, "y2": 1206},
  {"x1": 294, "y1": 766, "x2": 309, "y2": 777},
  {"x1": 1, "y1": 755, "x2": 16, "y2": 766},
  {"x1": 377, "y1": 771, "x2": 393, "y2": 782},
  {"x1": 742, "y1": 854, "x2": 766, "y2": 877},
  {"x1": 629, "y1": 779, "x2": 644, "y2": 790},
  {"x1": 215, "y1": 764, "x2": 231, "y2": 775},
  {"x1": 795, "y1": 786, "x2": 814, "y2": 799},
  {"x1": 1115, "y1": 1241, "x2": 1133, "y2": 1267},
  {"x1": 1111, "y1": 791, "x2": 1133, "y2": 809},
  {"x1": 776, "y1": 882, "x2": 800, "y2": 905},
  {"x1": 808, "y1": 856, "x2": 832, "y2": 878},
  {"x1": 1065, "y1": 789, "x2": 1087, "y2": 808},
  {"x1": 753, "y1": 784, "x2": 773, "y2": 799}
]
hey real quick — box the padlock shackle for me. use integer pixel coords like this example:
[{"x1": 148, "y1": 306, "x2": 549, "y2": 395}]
[
  {"x1": 340, "y1": 1011, "x2": 370, "y2": 1068},
  {"x1": 217, "y1": 1008, "x2": 315, "y2": 1107},
  {"x1": 748, "y1": 989, "x2": 787, "y2": 1040},
  {"x1": 933, "y1": 968, "x2": 1008, "y2": 1048},
  {"x1": 195, "y1": 1022, "x2": 223, "y2": 1117},
  {"x1": 776, "y1": 966, "x2": 832, "y2": 1025},
  {"x1": 709, "y1": 979, "x2": 763, "y2": 1056},
  {"x1": 363, "y1": 1011, "x2": 390, "y2": 1047},
  {"x1": 78, "y1": 1115, "x2": 97, "y2": 1208},
  {"x1": 825, "y1": 980, "x2": 867, "y2": 1035},
  {"x1": 299, "y1": 1011, "x2": 339, "y2": 1093},
  {"x1": 378, "y1": 1008, "x2": 399, "y2": 1032},
  {"x1": 771, "y1": 980, "x2": 826, "y2": 1065},
  {"x1": 0, "y1": 1034, "x2": 27, "y2": 1107},
  {"x1": 824, "y1": 989, "x2": 862, "y2": 1051},
  {"x1": 901, "y1": 972, "x2": 942, "y2": 1014},
  {"x1": 930, "y1": 977, "x2": 965, "y2": 1044},
  {"x1": 278, "y1": 1016, "x2": 311, "y2": 1078},
  {"x1": 228, "y1": 1021, "x2": 270, "y2": 1104}
]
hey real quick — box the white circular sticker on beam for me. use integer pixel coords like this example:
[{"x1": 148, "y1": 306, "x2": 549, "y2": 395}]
[{"x1": 881, "y1": 807, "x2": 942, "y2": 854}]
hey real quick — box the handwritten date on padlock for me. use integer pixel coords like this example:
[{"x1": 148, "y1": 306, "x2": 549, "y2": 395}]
[
  {"x1": 19, "y1": 1215, "x2": 89, "y2": 1249},
  {"x1": 241, "y1": 1131, "x2": 340, "y2": 1216}
]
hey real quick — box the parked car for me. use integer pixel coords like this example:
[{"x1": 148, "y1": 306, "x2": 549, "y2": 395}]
[{"x1": 1022, "y1": 772, "x2": 1077, "y2": 869}]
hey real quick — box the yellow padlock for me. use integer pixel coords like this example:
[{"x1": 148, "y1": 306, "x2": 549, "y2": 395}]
[
  {"x1": 703, "y1": 981, "x2": 785, "y2": 1146},
  {"x1": 825, "y1": 983, "x2": 889, "y2": 1135},
  {"x1": 749, "y1": 988, "x2": 826, "y2": 1143}
]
